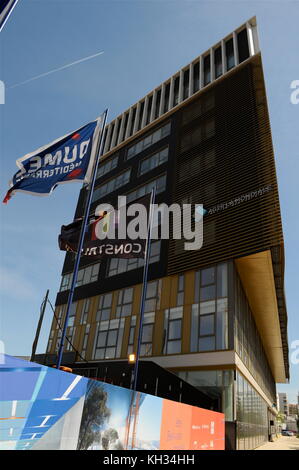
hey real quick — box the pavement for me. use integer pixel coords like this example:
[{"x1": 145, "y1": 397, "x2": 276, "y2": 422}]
[{"x1": 255, "y1": 436, "x2": 299, "y2": 450}]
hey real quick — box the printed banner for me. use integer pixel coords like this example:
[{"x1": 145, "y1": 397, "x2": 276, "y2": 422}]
[
  {"x1": 3, "y1": 115, "x2": 104, "y2": 203},
  {"x1": 58, "y1": 194, "x2": 151, "y2": 259}
]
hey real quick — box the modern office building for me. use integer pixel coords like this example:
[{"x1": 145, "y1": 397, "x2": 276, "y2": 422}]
[
  {"x1": 44, "y1": 17, "x2": 289, "y2": 450},
  {"x1": 278, "y1": 392, "x2": 288, "y2": 416}
]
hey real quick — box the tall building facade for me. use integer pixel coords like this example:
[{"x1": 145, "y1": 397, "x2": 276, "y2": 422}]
[{"x1": 45, "y1": 17, "x2": 289, "y2": 450}]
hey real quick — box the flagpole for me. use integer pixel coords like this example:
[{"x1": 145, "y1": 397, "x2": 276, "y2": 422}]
[
  {"x1": 131, "y1": 187, "x2": 156, "y2": 393},
  {"x1": 56, "y1": 109, "x2": 108, "y2": 369}
]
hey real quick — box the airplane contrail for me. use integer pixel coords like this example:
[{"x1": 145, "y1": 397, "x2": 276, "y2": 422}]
[{"x1": 9, "y1": 50, "x2": 104, "y2": 89}]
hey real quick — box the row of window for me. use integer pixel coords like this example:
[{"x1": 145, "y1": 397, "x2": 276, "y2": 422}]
[
  {"x1": 60, "y1": 239, "x2": 162, "y2": 292},
  {"x1": 178, "y1": 147, "x2": 215, "y2": 182},
  {"x1": 180, "y1": 118, "x2": 215, "y2": 153},
  {"x1": 127, "y1": 122, "x2": 171, "y2": 159},
  {"x1": 103, "y1": 27, "x2": 250, "y2": 154},
  {"x1": 92, "y1": 168, "x2": 131, "y2": 201}
]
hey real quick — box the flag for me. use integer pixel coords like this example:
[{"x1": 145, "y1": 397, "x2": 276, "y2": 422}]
[
  {"x1": 58, "y1": 195, "x2": 151, "y2": 259},
  {"x1": 0, "y1": 1, "x2": 19, "y2": 32},
  {"x1": 3, "y1": 116, "x2": 104, "y2": 203}
]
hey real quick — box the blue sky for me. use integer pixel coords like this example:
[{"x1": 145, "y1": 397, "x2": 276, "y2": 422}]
[{"x1": 0, "y1": 0, "x2": 298, "y2": 402}]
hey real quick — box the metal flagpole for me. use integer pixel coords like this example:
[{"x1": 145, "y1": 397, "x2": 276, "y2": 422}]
[
  {"x1": 56, "y1": 109, "x2": 108, "y2": 369},
  {"x1": 31, "y1": 289, "x2": 49, "y2": 362},
  {"x1": 131, "y1": 186, "x2": 156, "y2": 392}
]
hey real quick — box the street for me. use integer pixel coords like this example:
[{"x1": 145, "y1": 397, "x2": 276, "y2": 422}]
[{"x1": 255, "y1": 436, "x2": 299, "y2": 450}]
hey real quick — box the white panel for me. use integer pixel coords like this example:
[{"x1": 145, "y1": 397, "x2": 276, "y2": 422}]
[{"x1": 150, "y1": 90, "x2": 157, "y2": 122}]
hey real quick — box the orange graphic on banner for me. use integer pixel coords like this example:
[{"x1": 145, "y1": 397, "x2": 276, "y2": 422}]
[{"x1": 159, "y1": 399, "x2": 225, "y2": 450}]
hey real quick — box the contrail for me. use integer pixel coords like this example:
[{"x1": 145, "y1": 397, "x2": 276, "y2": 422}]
[{"x1": 9, "y1": 50, "x2": 104, "y2": 89}]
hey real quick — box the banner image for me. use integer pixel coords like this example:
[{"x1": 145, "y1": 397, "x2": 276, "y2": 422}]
[
  {"x1": 0, "y1": 355, "x2": 225, "y2": 451},
  {"x1": 58, "y1": 194, "x2": 151, "y2": 259},
  {"x1": 3, "y1": 116, "x2": 103, "y2": 203}
]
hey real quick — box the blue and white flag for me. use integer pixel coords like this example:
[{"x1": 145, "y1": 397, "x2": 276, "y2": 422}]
[{"x1": 3, "y1": 116, "x2": 104, "y2": 203}]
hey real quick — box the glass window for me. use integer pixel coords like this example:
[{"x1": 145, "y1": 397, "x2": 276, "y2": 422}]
[
  {"x1": 116, "y1": 287, "x2": 133, "y2": 317},
  {"x1": 200, "y1": 314, "x2": 214, "y2": 336},
  {"x1": 237, "y1": 28, "x2": 250, "y2": 63},
  {"x1": 107, "y1": 241, "x2": 161, "y2": 277},
  {"x1": 97, "y1": 154, "x2": 119, "y2": 179},
  {"x1": 126, "y1": 175, "x2": 166, "y2": 203},
  {"x1": 201, "y1": 267, "x2": 215, "y2": 285},
  {"x1": 76, "y1": 263, "x2": 100, "y2": 287},
  {"x1": 164, "y1": 307, "x2": 183, "y2": 355},
  {"x1": 93, "y1": 318, "x2": 125, "y2": 360},
  {"x1": 139, "y1": 147, "x2": 169, "y2": 176},
  {"x1": 198, "y1": 336, "x2": 215, "y2": 351},
  {"x1": 92, "y1": 169, "x2": 131, "y2": 201},
  {"x1": 80, "y1": 298, "x2": 90, "y2": 324},
  {"x1": 127, "y1": 122, "x2": 171, "y2": 159},
  {"x1": 193, "y1": 62, "x2": 200, "y2": 92},
  {"x1": 96, "y1": 292, "x2": 112, "y2": 322},
  {"x1": 203, "y1": 54, "x2": 211, "y2": 85},
  {"x1": 177, "y1": 274, "x2": 184, "y2": 306},
  {"x1": 226, "y1": 38, "x2": 235, "y2": 70},
  {"x1": 214, "y1": 46, "x2": 222, "y2": 78}
]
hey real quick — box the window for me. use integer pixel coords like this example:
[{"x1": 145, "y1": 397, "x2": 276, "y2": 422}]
[
  {"x1": 183, "y1": 69, "x2": 190, "y2": 100},
  {"x1": 203, "y1": 54, "x2": 211, "y2": 85},
  {"x1": 193, "y1": 62, "x2": 200, "y2": 92},
  {"x1": 127, "y1": 122, "x2": 171, "y2": 159},
  {"x1": 80, "y1": 298, "x2": 90, "y2": 324},
  {"x1": 93, "y1": 318, "x2": 125, "y2": 360},
  {"x1": 155, "y1": 89, "x2": 161, "y2": 119},
  {"x1": 139, "y1": 147, "x2": 168, "y2": 176},
  {"x1": 116, "y1": 288, "x2": 133, "y2": 317},
  {"x1": 145, "y1": 280, "x2": 161, "y2": 312},
  {"x1": 191, "y1": 263, "x2": 228, "y2": 352},
  {"x1": 164, "y1": 83, "x2": 170, "y2": 113},
  {"x1": 107, "y1": 241, "x2": 161, "y2": 277},
  {"x1": 163, "y1": 307, "x2": 183, "y2": 354},
  {"x1": 225, "y1": 38, "x2": 235, "y2": 70},
  {"x1": 82, "y1": 324, "x2": 90, "y2": 357},
  {"x1": 180, "y1": 118, "x2": 215, "y2": 153},
  {"x1": 60, "y1": 273, "x2": 71, "y2": 292},
  {"x1": 92, "y1": 169, "x2": 131, "y2": 201},
  {"x1": 127, "y1": 315, "x2": 136, "y2": 355},
  {"x1": 96, "y1": 293, "x2": 112, "y2": 322},
  {"x1": 97, "y1": 154, "x2": 118, "y2": 179},
  {"x1": 56, "y1": 305, "x2": 66, "y2": 327},
  {"x1": 177, "y1": 275, "x2": 184, "y2": 306},
  {"x1": 173, "y1": 76, "x2": 180, "y2": 107},
  {"x1": 237, "y1": 29, "x2": 250, "y2": 64},
  {"x1": 178, "y1": 147, "x2": 215, "y2": 182},
  {"x1": 76, "y1": 263, "x2": 100, "y2": 287},
  {"x1": 47, "y1": 330, "x2": 54, "y2": 353},
  {"x1": 146, "y1": 95, "x2": 153, "y2": 125},
  {"x1": 182, "y1": 92, "x2": 215, "y2": 126},
  {"x1": 140, "y1": 312, "x2": 155, "y2": 356},
  {"x1": 214, "y1": 46, "x2": 222, "y2": 78},
  {"x1": 126, "y1": 175, "x2": 166, "y2": 203}
]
